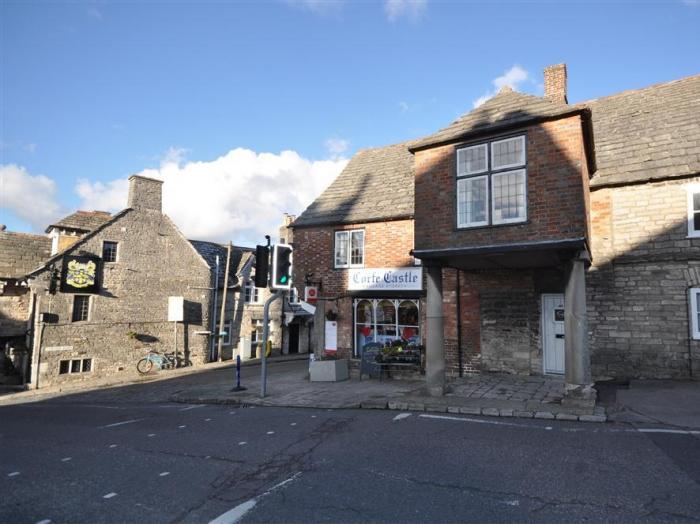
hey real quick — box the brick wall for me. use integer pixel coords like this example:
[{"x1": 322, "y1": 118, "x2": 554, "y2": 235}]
[
  {"x1": 588, "y1": 177, "x2": 700, "y2": 379},
  {"x1": 31, "y1": 208, "x2": 213, "y2": 388},
  {"x1": 292, "y1": 219, "x2": 418, "y2": 356},
  {"x1": 414, "y1": 115, "x2": 588, "y2": 251}
]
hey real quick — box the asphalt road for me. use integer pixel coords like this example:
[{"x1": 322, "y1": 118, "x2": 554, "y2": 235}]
[{"x1": 2, "y1": 366, "x2": 700, "y2": 523}]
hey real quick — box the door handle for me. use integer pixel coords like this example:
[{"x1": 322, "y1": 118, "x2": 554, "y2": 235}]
[{"x1": 555, "y1": 334, "x2": 565, "y2": 339}]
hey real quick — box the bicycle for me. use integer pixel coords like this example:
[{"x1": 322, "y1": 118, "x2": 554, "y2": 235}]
[{"x1": 136, "y1": 349, "x2": 179, "y2": 374}]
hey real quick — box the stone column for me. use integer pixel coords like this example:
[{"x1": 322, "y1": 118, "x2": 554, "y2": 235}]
[
  {"x1": 564, "y1": 251, "x2": 594, "y2": 400},
  {"x1": 426, "y1": 265, "x2": 445, "y2": 396}
]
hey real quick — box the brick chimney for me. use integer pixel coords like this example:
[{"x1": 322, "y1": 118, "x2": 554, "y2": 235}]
[
  {"x1": 127, "y1": 175, "x2": 163, "y2": 212},
  {"x1": 544, "y1": 63, "x2": 568, "y2": 104}
]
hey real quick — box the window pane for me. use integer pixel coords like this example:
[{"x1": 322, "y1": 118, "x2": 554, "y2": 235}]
[
  {"x1": 356, "y1": 300, "x2": 373, "y2": 324},
  {"x1": 492, "y1": 136, "x2": 525, "y2": 169},
  {"x1": 351, "y1": 231, "x2": 364, "y2": 265},
  {"x1": 376, "y1": 300, "x2": 396, "y2": 325},
  {"x1": 59, "y1": 360, "x2": 69, "y2": 374},
  {"x1": 398, "y1": 300, "x2": 418, "y2": 325},
  {"x1": 458, "y1": 144, "x2": 487, "y2": 175},
  {"x1": 82, "y1": 359, "x2": 92, "y2": 372},
  {"x1": 103, "y1": 242, "x2": 118, "y2": 262},
  {"x1": 694, "y1": 211, "x2": 700, "y2": 232},
  {"x1": 72, "y1": 295, "x2": 89, "y2": 322},
  {"x1": 71, "y1": 360, "x2": 81, "y2": 373},
  {"x1": 493, "y1": 170, "x2": 526, "y2": 223},
  {"x1": 694, "y1": 192, "x2": 700, "y2": 211},
  {"x1": 457, "y1": 176, "x2": 488, "y2": 226},
  {"x1": 335, "y1": 232, "x2": 349, "y2": 266}
]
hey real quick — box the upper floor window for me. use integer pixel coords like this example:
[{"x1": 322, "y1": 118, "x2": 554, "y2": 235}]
[
  {"x1": 456, "y1": 135, "x2": 527, "y2": 228},
  {"x1": 244, "y1": 280, "x2": 260, "y2": 304},
  {"x1": 335, "y1": 230, "x2": 364, "y2": 268},
  {"x1": 691, "y1": 288, "x2": 700, "y2": 340},
  {"x1": 103, "y1": 241, "x2": 118, "y2": 262},
  {"x1": 688, "y1": 189, "x2": 700, "y2": 238},
  {"x1": 72, "y1": 295, "x2": 90, "y2": 322}
]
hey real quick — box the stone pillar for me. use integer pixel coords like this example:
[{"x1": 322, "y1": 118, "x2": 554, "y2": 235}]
[
  {"x1": 426, "y1": 265, "x2": 445, "y2": 396},
  {"x1": 564, "y1": 251, "x2": 594, "y2": 400}
]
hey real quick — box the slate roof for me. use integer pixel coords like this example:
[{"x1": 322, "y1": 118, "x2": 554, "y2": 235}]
[
  {"x1": 46, "y1": 210, "x2": 112, "y2": 233},
  {"x1": 292, "y1": 141, "x2": 415, "y2": 228},
  {"x1": 586, "y1": 74, "x2": 700, "y2": 187},
  {"x1": 189, "y1": 240, "x2": 254, "y2": 285},
  {"x1": 409, "y1": 87, "x2": 581, "y2": 152},
  {"x1": 0, "y1": 231, "x2": 52, "y2": 280}
]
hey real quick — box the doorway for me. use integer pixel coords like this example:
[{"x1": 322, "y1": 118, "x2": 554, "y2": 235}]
[
  {"x1": 542, "y1": 294, "x2": 565, "y2": 374},
  {"x1": 288, "y1": 323, "x2": 300, "y2": 354}
]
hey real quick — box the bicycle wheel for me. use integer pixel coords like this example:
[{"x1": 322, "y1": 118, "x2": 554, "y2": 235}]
[{"x1": 137, "y1": 357, "x2": 154, "y2": 374}]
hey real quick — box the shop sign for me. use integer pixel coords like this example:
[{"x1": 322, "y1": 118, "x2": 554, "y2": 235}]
[
  {"x1": 305, "y1": 285, "x2": 318, "y2": 304},
  {"x1": 348, "y1": 267, "x2": 422, "y2": 291},
  {"x1": 60, "y1": 255, "x2": 101, "y2": 294}
]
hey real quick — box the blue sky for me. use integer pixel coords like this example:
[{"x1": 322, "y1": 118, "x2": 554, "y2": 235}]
[{"x1": 1, "y1": 0, "x2": 699, "y2": 245}]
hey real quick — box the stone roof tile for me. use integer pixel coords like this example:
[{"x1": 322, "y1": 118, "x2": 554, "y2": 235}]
[{"x1": 0, "y1": 231, "x2": 52, "y2": 279}]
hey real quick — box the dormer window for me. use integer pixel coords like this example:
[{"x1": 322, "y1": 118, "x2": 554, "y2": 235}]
[{"x1": 456, "y1": 135, "x2": 527, "y2": 228}]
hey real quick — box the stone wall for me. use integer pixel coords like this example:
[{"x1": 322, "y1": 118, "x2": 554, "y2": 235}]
[
  {"x1": 0, "y1": 283, "x2": 30, "y2": 339},
  {"x1": 588, "y1": 177, "x2": 700, "y2": 379},
  {"x1": 31, "y1": 207, "x2": 213, "y2": 388}
]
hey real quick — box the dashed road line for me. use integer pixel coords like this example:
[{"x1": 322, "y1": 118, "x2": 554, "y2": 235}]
[
  {"x1": 238, "y1": 441, "x2": 247, "y2": 446},
  {"x1": 178, "y1": 425, "x2": 186, "y2": 429},
  {"x1": 8, "y1": 471, "x2": 20, "y2": 477},
  {"x1": 36, "y1": 519, "x2": 52, "y2": 524},
  {"x1": 290, "y1": 422, "x2": 297, "y2": 426},
  {"x1": 159, "y1": 472, "x2": 170, "y2": 477},
  {"x1": 148, "y1": 433, "x2": 156, "y2": 437},
  {"x1": 109, "y1": 444, "x2": 118, "y2": 448},
  {"x1": 101, "y1": 418, "x2": 143, "y2": 429},
  {"x1": 180, "y1": 405, "x2": 205, "y2": 412},
  {"x1": 638, "y1": 428, "x2": 700, "y2": 435},
  {"x1": 393, "y1": 413, "x2": 412, "y2": 421},
  {"x1": 61, "y1": 457, "x2": 72, "y2": 462},
  {"x1": 266, "y1": 431, "x2": 274, "y2": 435},
  {"x1": 103, "y1": 492, "x2": 117, "y2": 499}
]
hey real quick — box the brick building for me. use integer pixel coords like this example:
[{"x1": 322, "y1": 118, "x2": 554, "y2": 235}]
[{"x1": 292, "y1": 65, "x2": 700, "y2": 396}]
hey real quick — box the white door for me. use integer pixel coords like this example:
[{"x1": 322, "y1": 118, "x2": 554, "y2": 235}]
[{"x1": 542, "y1": 294, "x2": 565, "y2": 374}]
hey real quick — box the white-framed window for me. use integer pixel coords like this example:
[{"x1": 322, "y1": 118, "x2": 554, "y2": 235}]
[
  {"x1": 691, "y1": 288, "x2": 700, "y2": 340},
  {"x1": 71, "y1": 295, "x2": 90, "y2": 322},
  {"x1": 244, "y1": 280, "x2": 260, "y2": 304},
  {"x1": 353, "y1": 298, "x2": 421, "y2": 357},
  {"x1": 456, "y1": 135, "x2": 527, "y2": 228},
  {"x1": 492, "y1": 169, "x2": 527, "y2": 224},
  {"x1": 491, "y1": 136, "x2": 526, "y2": 170},
  {"x1": 215, "y1": 320, "x2": 232, "y2": 346},
  {"x1": 289, "y1": 287, "x2": 299, "y2": 303},
  {"x1": 102, "y1": 241, "x2": 118, "y2": 263},
  {"x1": 59, "y1": 358, "x2": 92, "y2": 374},
  {"x1": 457, "y1": 176, "x2": 489, "y2": 227},
  {"x1": 335, "y1": 230, "x2": 364, "y2": 268},
  {"x1": 687, "y1": 188, "x2": 700, "y2": 238}
]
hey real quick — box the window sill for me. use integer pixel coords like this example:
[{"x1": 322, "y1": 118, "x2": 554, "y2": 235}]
[{"x1": 454, "y1": 219, "x2": 530, "y2": 232}]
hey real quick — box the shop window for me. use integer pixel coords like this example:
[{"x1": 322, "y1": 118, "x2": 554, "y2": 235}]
[
  {"x1": 335, "y1": 230, "x2": 364, "y2": 268},
  {"x1": 456, "y1": 135, "x2": 527, "y2": 228},
  {"x1": 691, "y1": 288, "x2": 700, "y2": 340},
  {"x1": 245, "y1": 280, "x2": 260, "y2": 303},
  {"x1": 59, "y1": 358, "x2": 93, "y2": 375},
  {"x1": 102, "y1": 241, "x2": 118, "y2": 263},
  {"x1": 353, "y1": 299, "x2": 421, "y2": 357},
  {"x1": 72, "y1": 295, "x2": 90, "y2": 322}
]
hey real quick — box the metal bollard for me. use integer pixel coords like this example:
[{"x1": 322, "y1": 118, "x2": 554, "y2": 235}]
[{"x1": 231, "y1": 354, "x2": 247, "y2": 392}]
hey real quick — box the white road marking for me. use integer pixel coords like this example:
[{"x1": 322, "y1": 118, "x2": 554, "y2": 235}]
[
  {"x1": 103, "y1": 492, "x2": 117, "y2": 499},
  {"x1": 266, "y1": 431, "x2": 274, "y2": 435},
  {"x1": 159, "y1": 472, "x2": 170, "y2": 477},
  {"x1": 238, "y1": 441, "x2": 247, "y2": 446},
  {"x1": 393, "y1": 413, "x2": 412, "y2": 421},
  {"x1": 419, "y1": 414, "x2": 530, "y2": 428},
  {"x1": 180, "y1": 405, "x2": 205, "y2": 412},
  {"x1": 311, "y1": 415, "x2": 316, "y2": 418},
  {"x1": 61, "y1": 457, "x2": 72, "y2": 462},
  {"x1": 502, "y1": 499, "x2": 520, "y2": 506},
  {"x1": 36, "y1": 519, "x2": 52, "y2": 524},
  {"x1": 545, "y1": 427, "x2": 553, "y2": 431},
  {"x1": 208, "y1": 472, "x2": 302, "y2": 524},
  {"x1": 148, "y1": 434, "x2": 156, "y2": 437},
  {"x1": 290, "y1": 423, "x2": 297, "y2": 426},
  {"x1": 8, "y1": 471, "x2": 20, "y2": 477},
  {"x1": 229, "y1": 411, "x2": 236, "y2": 415},
  {"x1": 178, "y1": 425, "x2": 186, "y2": 429},
  {"x1": 109, "y1": 444, "x2": 117, "y2": 448},
  {"x1": 205, "y1": 418, "x2": 212, "y2": 422},
  {"x1": 638, "y1": 428, "x2": 700, "y2": 435},
  {"x1": 101, "y1": 418, "x2": 143, "y2": 429}
]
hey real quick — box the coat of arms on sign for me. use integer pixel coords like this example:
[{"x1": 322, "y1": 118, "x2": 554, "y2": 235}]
[{"x1": 60, "y1": 255, "x2": 101, "y2": 294}]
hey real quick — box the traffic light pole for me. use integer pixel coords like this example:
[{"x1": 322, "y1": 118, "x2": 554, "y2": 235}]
[{"x1": 261, "y1": 289, "x2": 284, "y2": 398}]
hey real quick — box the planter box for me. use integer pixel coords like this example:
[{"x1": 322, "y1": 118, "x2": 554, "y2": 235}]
[{"x1": 310, "y1": 359, "x2": 349, "y2": 382}]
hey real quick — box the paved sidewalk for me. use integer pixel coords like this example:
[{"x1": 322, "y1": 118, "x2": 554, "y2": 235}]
[
  {"x1": 172, "y1": 359, "x2": 607, "y2": 423},
  {"x1": 602, "y1": 379, "x2": 700, "y2": 429}
]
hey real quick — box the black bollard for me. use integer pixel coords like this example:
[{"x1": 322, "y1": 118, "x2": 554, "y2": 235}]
[{"x1": 231, "y1": 354, "x2": 247, "y2": 392}]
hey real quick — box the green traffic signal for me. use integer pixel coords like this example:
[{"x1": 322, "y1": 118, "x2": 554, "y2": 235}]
[{"x1": 280, "y1": 275, "x2": 288, "y2": 283}]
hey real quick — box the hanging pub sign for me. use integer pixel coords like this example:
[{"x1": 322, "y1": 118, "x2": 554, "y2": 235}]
[{"x1": 60, "y1": 255, "x2": 101, "y2": 294}]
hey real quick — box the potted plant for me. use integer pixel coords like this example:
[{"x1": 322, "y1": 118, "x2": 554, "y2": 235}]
[{"x1": 309, "y1": 351, "x2": 349, "y2": 382}]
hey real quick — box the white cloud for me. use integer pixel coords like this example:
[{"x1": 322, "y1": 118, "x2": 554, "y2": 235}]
[
  {"x1": 159, "y1": 146, "x2": 189, "y2": 167},
  {"x1": 385, "y1": 0, "x2": 427, "y2": 22},
  {"x1": 682, "y1": 0, "x2": 700, "y2": 6},
  {"x1": 76, "y1": 147, "x2": 348, "y2": 245},
  {"x1": 0, "y1": 164, "x2": 65, "y2": 230},
  {"x1": 473, "y1": 65, "x2": 532, "y2": 108},
  {"x1": 324, "y1": 137, "x2": 349, "y2": 157}
]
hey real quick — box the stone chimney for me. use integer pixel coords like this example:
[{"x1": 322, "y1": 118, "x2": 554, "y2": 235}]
[
  {"x1": 279, "y1": 213, "x2": 296, "y2": 244},
  {"x1": 544, "y1": 63, "x2": 568, "y2": 104},
  {"x1": 127, "y1": 175, "x2": 163, "y2": 212}
]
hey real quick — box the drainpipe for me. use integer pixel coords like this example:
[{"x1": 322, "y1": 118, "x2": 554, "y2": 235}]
[
  {"x1": 686, "y1": 285, "x2": 695, "y2": 378},
  {"x1": 457, "y1": 270, "x2": 463, "y2": 378},
  {"x1": 210, "y1": 255, "x2": 220, "y2": 362}
]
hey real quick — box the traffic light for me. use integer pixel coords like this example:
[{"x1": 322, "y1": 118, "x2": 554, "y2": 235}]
[
  {"x1": 254, "y1": 245, "x2": 269, "y2": 288},
  {"x1": 271, "y1": 244, "x2": 293, "y2": 290}
]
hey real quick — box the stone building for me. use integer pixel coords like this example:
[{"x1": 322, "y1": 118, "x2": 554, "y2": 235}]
[{"x1": 291, "y1": 65, "x2": 700, "y2": 394}]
